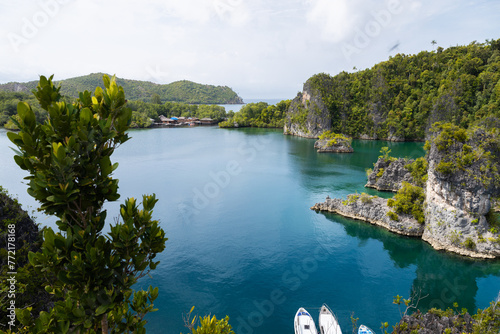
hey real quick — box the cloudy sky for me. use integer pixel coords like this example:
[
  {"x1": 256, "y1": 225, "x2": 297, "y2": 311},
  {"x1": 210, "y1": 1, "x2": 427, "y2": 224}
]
[{"x1": 0, "y1": 0, "x2": 499, "y2": 99}]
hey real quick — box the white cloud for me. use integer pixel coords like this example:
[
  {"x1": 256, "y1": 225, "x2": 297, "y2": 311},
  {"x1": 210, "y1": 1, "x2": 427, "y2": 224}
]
[{"x1": 0, "y1": 0, "x2": 499, "y2": 98}]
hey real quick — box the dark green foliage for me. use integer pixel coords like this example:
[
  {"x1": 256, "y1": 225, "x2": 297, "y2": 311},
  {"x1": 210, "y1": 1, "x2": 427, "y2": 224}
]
[
  {"x1": 219, "y1": 100, "x2": 290, "y2": 128},
  {"x1": 387, "y1": 182, "x2": 425, "y2": 224},
  {"x1": 0, "y1": 91, "x2": 48, "y2": 127},
  {"x1": 387, "y1": 210, "x2": 399, "y2": 221},
  {"x1": 378, "y1": 147, "x2": 397, "y2": 163},
  {"x1": 305, "y1": 39, "x2": 500, "y2": 140},
  {"x1": 405, "y1": 157, "x2": 429, "y2": 187},
  {"x1": 463, "y1": 237, "x2": 476, "y2": 250},
  {"x1": 430, "y1": 122, "x2": 500, "y2": 189},
  {"x1": 0, "y1": 73, "x2": 243, "y2": 104},
  {"x1": 0, "y1": 187, "x2": 54, "y2": 324},
  {"x1": 8, "y1": 75, "x2": 167, "y2": 333},
  {"x1": 472, "y1": 301, "x2": 500, "y2": 333}
]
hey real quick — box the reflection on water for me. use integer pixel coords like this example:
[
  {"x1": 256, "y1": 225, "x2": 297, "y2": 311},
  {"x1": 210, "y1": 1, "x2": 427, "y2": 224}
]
[
  {"x1": 319, "y1": 211, "x2": 500, "y2": 313},
  {"x1": 0, "y1": 127, "x2": 498, "y2": 334}
]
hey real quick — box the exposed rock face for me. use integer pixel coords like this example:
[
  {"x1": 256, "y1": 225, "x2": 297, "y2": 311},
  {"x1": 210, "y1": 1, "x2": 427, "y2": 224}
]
[
  {"x1": 0, "y1": 192, "x2": 40, "y2": 267},
  {"x1": 311, "y1": 195, "x2": 424, "y2": 237},
  {"x1": 313, "y1": 125, "x2": 500, "y2": 259},
  {"x1": 366, "y1": 158, "x2": 414, "y2": 191},
  {"x1": 0, "y1": 189, "x2": 53, "y2": 318},
  {"x1": 394, "y1": 311, "x2": 474, "y2": 334},
  {"x1": 314, "y1": 139, "x2": 353, "y2": 153},
  {"x1": 422, "y1": 127, "x2": 500, "y2": 259},
  {"x1": 284, "y1": 81, "x2": 331, "y2": 138}
]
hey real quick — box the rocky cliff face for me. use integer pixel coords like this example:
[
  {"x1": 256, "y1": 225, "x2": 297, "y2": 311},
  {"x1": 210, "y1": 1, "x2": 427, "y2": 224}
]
[
  {"x1": 422, "y1": 125, "x2": 500, "y2": 259},
  {"x1": 284, "y1": 81, "x2": 331, "y2": 138},
  {"x1": 314, "y1": 139, "x2": 354, "y2": 153},
  {"x1": 313, "y1": 124, "x2": 500, "y2": 259},
  {"x1": 365, "y1": 158, "x2": 414, "y2": 191},
  {"x1": 311, "y1": 194, "x2": 424, "y2": 237}
]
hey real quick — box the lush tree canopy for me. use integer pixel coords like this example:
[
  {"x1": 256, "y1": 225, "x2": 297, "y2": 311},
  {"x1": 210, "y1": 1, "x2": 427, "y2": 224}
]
[
  {"x1": 219, "y1": 100, "x2": 291, "y2": 128},
  {"x1": 8, "y1": 75, "x2": 167, "y2": 333},
  {"x1": 307, "y1": 39, "x2": 500, "y2": 140},
  {"x1": 0, "y1": 73, "x2": 243, "y2": 104}
]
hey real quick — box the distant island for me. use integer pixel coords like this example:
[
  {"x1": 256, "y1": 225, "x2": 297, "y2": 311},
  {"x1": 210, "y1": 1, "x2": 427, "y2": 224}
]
[{"x1": 0, "y1": 72, "x2": 243, "y2": 105}]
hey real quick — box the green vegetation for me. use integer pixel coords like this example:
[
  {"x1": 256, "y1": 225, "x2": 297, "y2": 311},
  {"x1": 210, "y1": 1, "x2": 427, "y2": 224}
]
[
  {"x1": 463, "y1": 237, "x2": 476, "y2": 250},
  {"x1": 1, "y1": 92, "x2": 229, "y2": 129},
  {"x1": 378, "y1": 147, "x2": 396, "y2": 162},
  {"x1": 342, "y1": 193, "x2": 360, "y2": 206},
  {"x1": 128, "y1": 100, "x2": 227, "y2": 128},
  {"x1": 360, "y1": 192, "x2": 375, "y2": 204},
  {"x1": 182, "y1": 307, "x2": 235, "y2": 334},
  {"x1": 430, "y1": 122, "x2": 500, "y2": 189},
  {"x1": 0, "y1": 73, "x2": 243, "y2": 104},
  {"x1": 8, "y1": 75, "x2": 167, "y2": 332},
  {"x1": 219, "y1": 100, "x2": 290, "y2": 128},
  {"x1": 318, "y1": 130, "x2": 352, "y2": 147},
  {"x1": 387, "y1": 182, "x2": 426, "y2": 224},
  {"x1": 0, "y1": 91, "x2": 55, "y2": 129},
  {"x1": 388, "y1": 295, "x2": 500, "y2": 334},
  {"x1": 306, "y1": 39, "x2": 500, "y2": 140},
  {"x1": 0, "y1": 187, "x2": 52, "y2": 325},
  {"x1": 405, "y1": 157, "x2": 429, "y2": 187}
]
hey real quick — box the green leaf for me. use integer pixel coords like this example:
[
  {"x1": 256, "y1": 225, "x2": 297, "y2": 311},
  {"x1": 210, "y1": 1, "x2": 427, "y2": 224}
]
[
  {"x1": 58, "y1": 320, "x2": 70, "y2": 334},
  {"x1": 100, "y1": 155, "x2": 112, "y2": 176},
  {"x1": 96, "y1": 304, "x2": 110, "y2": 316},
  {"x1": 80, "y1": 107, "x2": 92, "y2": 125},
  {"x1": 57, "y1": 270, "x2": 72, "y2": 285},
  {"x1": 6, "y1": 131, "x2": 21, "y2": 144},
  {"x1": 13, "y1": 155, "x2": 27, "y2": 170},
  {"x1": 103, "y1": 75, "x2": 111, "y2": 89},
  {"x1": 17, "y1": 101, "x2": 36, "y2": 129}
]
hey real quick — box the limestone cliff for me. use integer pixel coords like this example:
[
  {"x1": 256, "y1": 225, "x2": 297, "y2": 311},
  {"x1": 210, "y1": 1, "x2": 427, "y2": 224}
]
[
  {"x1": 422, "y1": 124, "x2": 500, "y2": 259},
  {"x1": 311, "y1": 194, "x2": 424, "y2": 237},
  {"x1": 313, "y1": 123, "x2": 500, "y2": 259},
  {"x1": 283, "y1": 80, "x2": 331, "y2": 138},
  {"x1": 365, "y1": 158, "x2": 415, "y2": 192},
  {"x1": 314, "y1": 139, "x2": 354, "y2": 153}
]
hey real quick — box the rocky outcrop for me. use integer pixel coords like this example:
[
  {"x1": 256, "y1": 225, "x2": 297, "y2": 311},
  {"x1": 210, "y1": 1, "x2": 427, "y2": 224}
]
[
  {"x1": 314, "y1": 139, "x2": 353, "y2": 153},
  {"x1": 314, "y1": 124, "x2": 500, "y2": 259},
  {"x1": 422, "y1": 126, "x2": 500, "y2": 259},
  {"x1": 0, "y1": 191, "x2": 40, "y2": 267},
  {"x1": 365, "y1": 158, "x2": 414, "y2": 191},
  {"x1": 394, "y1": 311, "x2": 474, "y2": 334},
  {"x1": 311, "y1": 195, "x2": 424, "y2": 237},
  {"x1": 284, "y1": 80, "x2": 331, "y2": 138},
  {"x1": 0, "y1": 189, "x2": 54, "y2": 320}
]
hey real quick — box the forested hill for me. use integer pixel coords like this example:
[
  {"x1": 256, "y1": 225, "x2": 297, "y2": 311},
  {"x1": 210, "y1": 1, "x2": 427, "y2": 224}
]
[
  {"x1": 0, "y1": 73, "x2": 244, "y2": 104},
  {"x1": 285, "y1": 39, "x2": 500, "y2": 140}
]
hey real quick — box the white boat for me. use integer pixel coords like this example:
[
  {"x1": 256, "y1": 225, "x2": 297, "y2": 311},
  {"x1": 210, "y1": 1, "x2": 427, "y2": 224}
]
[
  {"x1": 358, "y1": 325, "x2": 374, "y2": 334},
  {"x1": 295, "y1": 308, "x2": 318, "y2": 334},
  {"x1": 318, "y1": 304, "x2": 342, "y2": 334}
]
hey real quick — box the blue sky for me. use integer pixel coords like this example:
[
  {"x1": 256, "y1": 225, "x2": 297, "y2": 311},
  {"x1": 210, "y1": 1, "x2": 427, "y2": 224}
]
[{"x1": 0, "y1": 0, "x2": 499, "y2": 99}]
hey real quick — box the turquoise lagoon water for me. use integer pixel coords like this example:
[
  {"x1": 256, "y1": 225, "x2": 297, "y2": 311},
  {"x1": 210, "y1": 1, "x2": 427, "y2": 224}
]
[{"x1": 0, "y1": 127, "x2": 499, "y2": 333}]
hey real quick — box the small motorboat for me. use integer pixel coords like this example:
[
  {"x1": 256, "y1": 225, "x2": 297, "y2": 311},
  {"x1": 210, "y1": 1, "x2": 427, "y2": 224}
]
[
  {"x1": 295, "y1": 307, "x2": 318, "y2": 334},
  {"x1": 318, "y1": 304, "x2": 342, "y2": 334},
  {"x1": 358, "y1": 325, "x2": 374, "y2": 334}
]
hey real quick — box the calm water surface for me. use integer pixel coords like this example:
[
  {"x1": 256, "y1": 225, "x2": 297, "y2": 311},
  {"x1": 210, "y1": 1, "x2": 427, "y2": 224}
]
[{"x1": 0, "y1": 127, "x2": 499, "y2": 333}]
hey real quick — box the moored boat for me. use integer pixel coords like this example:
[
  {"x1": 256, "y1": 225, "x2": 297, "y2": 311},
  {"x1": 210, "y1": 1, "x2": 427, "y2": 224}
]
[
  {"x1": 318, "y1": 304, "x2": 342, "y2": 334},
  {"x1": 358, "y1": 325, "x2": 374, "y2": 334},
  {"x1": 295, "y1": 308, "x2": 318, "y2": 334}
]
